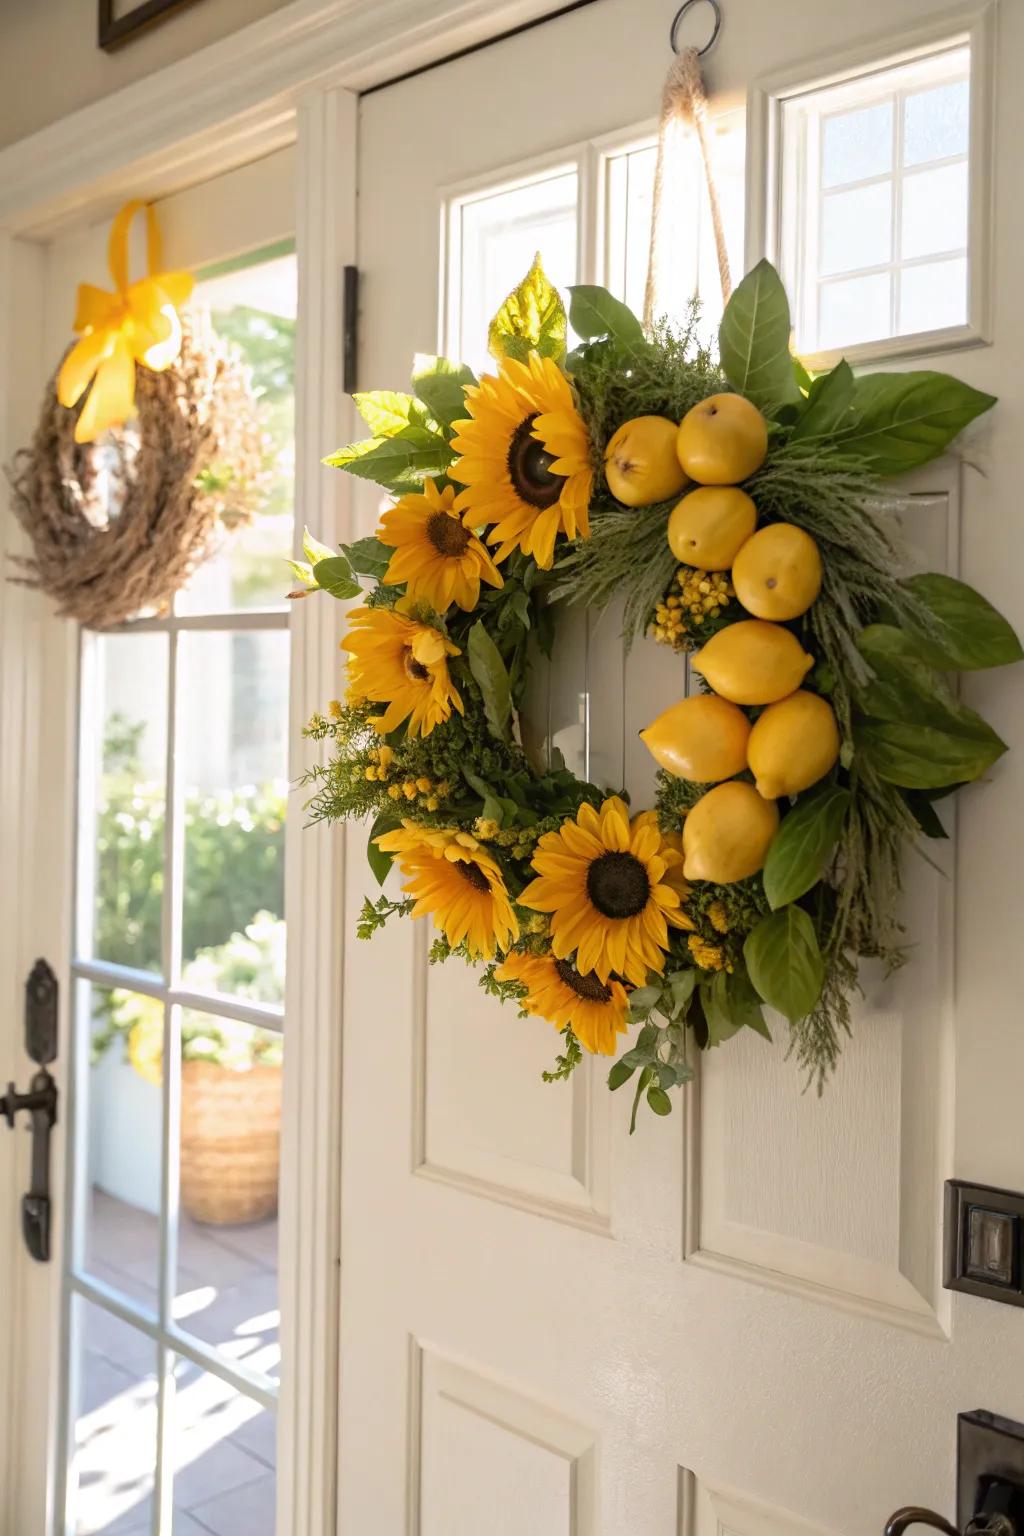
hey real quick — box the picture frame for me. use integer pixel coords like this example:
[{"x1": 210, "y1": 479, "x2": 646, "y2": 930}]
[{"x1": 98, "y1": 0, "x2": 198, "y2": 51}]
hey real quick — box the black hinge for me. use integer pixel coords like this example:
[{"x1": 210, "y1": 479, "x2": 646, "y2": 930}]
[
  {"x1": 1, "y1": 960, "x2": 59, "y2": 1262},
  {"x1": 343, "y1": 265, "x2": 359, "y2": 394}
]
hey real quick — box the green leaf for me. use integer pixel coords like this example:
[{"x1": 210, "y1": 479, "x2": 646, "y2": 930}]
[
  {"x1": 412, "y1": 355, "x2": 477, "y2": 427},
  {"x1": 744, "y1": 906, "x2": 825, "y2": 1023},
  {"x1": 827, "y1": 371, "x2": 996, "y2": 476},
  {"x1": 567, "y1": 284, "x2": 646, "y2": 349},
  {"x1": 790, "y1": 360, "x2": 855, "y2": 441},
  {"x1": 302, "y1": 527, "x2": 336, "y2": 565},
  {"x1": 488, "y1": 253, "x2": 567, "y2": 364},
  {"x1": 646, "y1": 1085, "x2": 673, "y2": 1116},
  {"x1": 607, "y1": 1059, "x2": 636, "y2": 1091},
  {"x1": 324, "y1": 425, "x2": 452, "y2": 491},
  {"x1": 701, "y1": 970, "x2": 768, "y2": 1047},
  {"x1": 285, "y1": 557, "x2": 317, "y2": 589},
  {"x1": 902, "y1": 573, "x2": 1023, "y2": 671},
  {"x1": 353, "y1": 390, "x2": 420, "y2": 437},
  {"x1": 762, "y1": 785, "x2": 851, "y2": 911},
  {"x1": 718, "y1": 258, "x2": 801, "y2": 412},
  {"x1": 854, "y1": 719, "x2": 1006, "y2": 789},
  {"x1": 903, "y1": 789, "x2": 951, "y2": 840},
  {"x1": 467, "y1": 621, "x2": 512, "y2": 742},
  {"x1": 344, "y1": 536, "x2": 393, "y2": 580},
  {"x1": 312, "y1": 556, "x2": 361, "y2": 601},
  {"x1": 367, "y1": 811, "x2": 400, "y2": 886},
  {"x1": 629, "y1": 1065, "x2": 655, "y2": 1135}
]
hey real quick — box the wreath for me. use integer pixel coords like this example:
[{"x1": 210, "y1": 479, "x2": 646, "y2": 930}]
[{"x1": 298, "y1": 257, "x2": 1020, "y2": 1129}]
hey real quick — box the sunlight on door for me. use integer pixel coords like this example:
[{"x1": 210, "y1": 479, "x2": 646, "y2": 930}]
[{"x1": 64, "y1": 247, "x2": 296, "y2": 1536}]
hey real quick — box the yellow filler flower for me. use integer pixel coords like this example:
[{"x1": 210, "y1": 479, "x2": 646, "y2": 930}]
[
  {"x1": 450, "y1": 352, "x2": 593, "y2": 569},
  {"x1": 57, "y1": 200, "x2": 193, "y2": 444},
  {"x1": 342, "y1": 607, "x2": 462, "y2": 737},
  {"x1": 495, "y1": 950, "x2": 630, "y2": 1057},
  {"x1": 376, "y1": 825, "x2": 519, "y2": 959},
  {"x1": 519, "y1": 796, "x2": 690, "y2": 985},
  {"x1": 378, "y1": 479, "x2": 503, "y2": 613}
]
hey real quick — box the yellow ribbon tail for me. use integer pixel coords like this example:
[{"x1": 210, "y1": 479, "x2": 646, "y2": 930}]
[
  {"x1": 73, "y1": 335, "x2": 136, "y2": 444},
  {"x1": 57, "y1": 329, "x2": 115, "y2": 409},
  {"x1": 72, "y1": 283, "x2": 122, "y2": 334}
]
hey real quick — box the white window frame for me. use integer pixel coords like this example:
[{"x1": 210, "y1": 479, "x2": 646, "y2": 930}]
[{"x1": 746, "y1": 2, "x2": 996, "y2": 370}]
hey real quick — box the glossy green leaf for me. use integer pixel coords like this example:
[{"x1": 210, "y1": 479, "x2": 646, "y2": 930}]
[
  {"x1": 701, "y1": 970, "x2": 769, "y2": 1046},
  {"x1": 607, "y1": 1059, "x2": 636, "y2": 1091},
  {"x1": 790, "y1": 359, "x2": 855, "y2": 441},
  {"x1": 854, "y1": 718, "x2": 1006, "y2": 788},
  {"x1": 312, "y1": 555, "x2": 361, "y2": 601},
  {"x1": 827, "y1": 371, "x2": 996, "y2": 476},
  {"x1": 467, "y1": 621, "x2": 512, "y2": 742},
  {"x1": 902, "y1": 572, "x2": 1023, "y2": 670},
  {"x1": 412, "y1": 354, "x2": 477, "y2": 428},
  {"x1": 718, "y1": 258, "x2": 801, "y2": 412},
  {"x1": 302, "y1": 527, "x2": 336, "y2": 565},
  {"x1": 367, "y1": 811, "x2": 400, "y2": 886},
  {"x1": 344, "y1": 535, "x2": 393, "y2": 580},
  {"x1": 646, "y1": 1085, "x2": 673, "y2": 1116},
  {"x1": 353, "y1": 390, "x2": 420, "y2": 437},
  {"x1": 567, "y1": 284, "x2": 646, "y2": 348},
  {"x1": 744, "y1": 906, "x2": 825, "y2": 1023},
  {"x1": 324, "y1": 425, "x2": 453, "y2": 492},
  {"x1": 762, "y1": 785, "x2": 851, "y2": 911},
  {"x1": 488, "y1": 253, "x2": 567, "y2": 364}
]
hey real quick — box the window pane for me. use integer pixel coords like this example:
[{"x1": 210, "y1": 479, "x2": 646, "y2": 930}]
[
  {"x1": 903, "y1": 77, "x2": 969, "y2": 167},
  {"x1": 83, "y1": 982, "x2": 164, "y2": 1305},
  {"x1": 175, "y1": 1011, "x2": 281, "y2": 1382},
  {"x1": 820, "y1": 180, "x2": 892, "y2": 275},
  {"x1": 819, "y1": 272, "x2": 891, "y2": 349},
  {"x1": 822, "y1": 100, "x2": 893, "y2": 188},
  {"x1": 83, "y1": 632, "x2": 168, "y2": 974},
  {"x1": 456, "y1": 172, "x2": 578, "y2": 374},
  {"x1": 898, "y1": 256, "x2": 968, "y2": 335},
  {"x1": 169, "y1": 1358, "x2": 276, "y2": 1535},
  {"x1": 67, "y1": 1298, "x2": 158, "y2": 1536},
  {"x1": 178, "y1": 630, "x2": 288, "y2": 1003},
  {"x1": 177, "y1": 251, "x2": 297, "y2": 615},
  {"x1": 900, "y1": 161, "x2": 968, "y2": 259}
]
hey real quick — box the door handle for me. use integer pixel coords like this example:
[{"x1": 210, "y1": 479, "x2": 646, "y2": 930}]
[
  {"x1": 1, "y1": 960, "x2": 59, "y2": 1262},
  {"x1": 886, "y1": 1506, "x2": 1015, "y2": 1536},
  {"x1": 886, "y1": 1411, "x2": 1024, "y2": 1536}
]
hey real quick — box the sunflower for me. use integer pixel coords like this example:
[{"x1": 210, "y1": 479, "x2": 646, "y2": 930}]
[
  {"x1": 519, "y1": 796, "x2": 692, "y2": 986},
  {"x1": 378, "y1": 478, "x2": 503, "y2": 613},
  {"x1": 495, "y1": 950, "x2": 629, "y2": 1056},
  {"x1": 376, "y1": 824, "x2": 519, "y2": 958},
  {"x1": 341, "y1": 607, "x2": 462, "y2": 737},
  {"x1": 450, "y1": 352, "x2": 593, "y2": 569}
]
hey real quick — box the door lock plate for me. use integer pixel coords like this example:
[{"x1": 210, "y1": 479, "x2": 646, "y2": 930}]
[{"x1": 946, "y1": 1182, "x2": 1024, "y2": 1307}]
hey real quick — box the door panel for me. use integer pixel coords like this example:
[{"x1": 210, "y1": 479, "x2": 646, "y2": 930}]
[{"x1": 343, "y1": 3, "x2": 1024, "y2": 1534}]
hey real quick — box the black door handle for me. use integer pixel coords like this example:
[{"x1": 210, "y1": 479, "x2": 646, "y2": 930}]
[{"x1": 1, "y1": 961, "x2": 59, "y2": 1262}]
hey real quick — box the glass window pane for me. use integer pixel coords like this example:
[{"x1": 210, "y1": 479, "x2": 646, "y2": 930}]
[
  {"x1": 822, "y1": 99, "x2": 893, "y2": 188},
  {"x1": 903, "y1": 77, "x2": 970, "y2": 167},
  {"x1": 818, "y1": 272, "x2": 892, "y2": 350},
  {"x1": 82, "y1": 981, "x2": 163, "y2": 1305},
  {"x1": 177, "y1": 251, "x2": 297, "y2": 615},
  {"x1": 820, "y1": 180, "x2": 892, "y2": 275},
  {"x1": 178, "y1": 630, "x2": 288, "y2": 1003},
  {"x1": 83, "y1": 632, "x2": 168, "y2": 974},
  {"x1": 898, "y1": 256, "x2": 968, "y2": 335},
  {"x1": 169, "y1": 1358, "x2": 276, "y2": 1534},
  {"x1": 456, "y1": 172, "x2": 578, "y2": 374},
  {"x1": 175, "y1": 1011, "x2": 281, "y2": 1382},
  {"x1": 900, "y1": 161, "x2": 968, "y2": 259},
  {"x1": 67, "y1": 1298, "x2": 158, "y2": 1536}
]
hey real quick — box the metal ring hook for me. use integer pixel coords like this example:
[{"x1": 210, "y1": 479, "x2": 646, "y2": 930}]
[{"x1": 669, "y1": 0, "x2": 722, "y2": 56}]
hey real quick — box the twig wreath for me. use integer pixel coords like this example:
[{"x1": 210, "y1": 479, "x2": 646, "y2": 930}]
[{"x1": 298, "y1": 257, "x2": 1020, "y2": 1128}]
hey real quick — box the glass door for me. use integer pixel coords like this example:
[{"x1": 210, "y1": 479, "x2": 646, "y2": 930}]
[{"x1": 59, "y1": 236, "x2": 297, "y2": 1536}]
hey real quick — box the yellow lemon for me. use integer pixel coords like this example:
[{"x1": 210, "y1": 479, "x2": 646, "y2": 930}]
[
  {"x1": 683, "y1": 781, "x2": 780, "y2": 883},
  {"x1": 676, "y1": 393, "x2": 768, "y2": 484},
  {"x1": 666, "y1": 486, "x2": 757, "y2": 570},
  {"x1": 747, "y1": 690, "x2": 840, "y2": 800},
  {"x1": 732, "y1": 523, "x2": 823, "y2": 621},
  {"x1": 640, "y1": 694, "x2": 751, "y2": 783},
  {"x1": 605, "y1": 415, "x2": 690, "y2": 507},
  {"x1": 691, "y1": 620, "x2": 813, "y2": 706}
]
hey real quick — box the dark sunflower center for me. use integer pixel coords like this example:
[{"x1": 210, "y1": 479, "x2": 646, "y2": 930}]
[
  {"x1": 554, "y1": 958, "x2": 612, "y2": 1002},
  {"x1": 507, "y1": 414, "x2": 564, "y2": 509},
  {"x1": 586, "y1": 851, "x2": 650, "y2": 919},
  {"x1": 403, "y1": 648, "x2": 430, "y2": 682},
  {"x1": 426, "y1": 510, "x2": 471, "y2": 558},
  {"x1": 455, "y1": 858, "x2": 491, "y2": 893}
]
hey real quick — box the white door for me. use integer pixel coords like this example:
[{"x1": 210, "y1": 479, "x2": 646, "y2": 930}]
[
  {"x1": 339, "y1": 3, "x2": 1024, "y2": 1533},
  {"x1": 0, "y1": 138, "x2": 348, "y2": 1536}
]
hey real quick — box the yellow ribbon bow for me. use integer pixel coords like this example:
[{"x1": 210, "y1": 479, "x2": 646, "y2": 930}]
[{"x1": 57, "y1": 199, "x2": 194, "y2": 444}]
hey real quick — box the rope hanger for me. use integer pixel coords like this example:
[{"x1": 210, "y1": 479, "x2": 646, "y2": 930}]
[{"x1": 643, "y1": 0, "x2": 732, "y2": 331}]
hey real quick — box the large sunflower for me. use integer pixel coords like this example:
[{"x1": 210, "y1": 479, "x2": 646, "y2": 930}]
[
  {"x1": 376, "y1": 824, "x2": 519, "y2": 958},
  {"x1": 378, "y1": 478, "x2": 503, "y2": 613},
  {"x1": 495, "y1": 950, "x2": 629, "y2": 1056},
  {"x1": 342, "y1": 607, "x2": 462, "y2": 737},
  {"x1": 450, "y1": 352, "x2": 593, "y2": 569},
  {"x1": 519, "y1": 796, "x2": 693, "y2": 986}
]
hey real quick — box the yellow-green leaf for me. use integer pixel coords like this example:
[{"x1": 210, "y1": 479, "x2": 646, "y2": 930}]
[
  {"x1": 488, "y1": 253, "x2": 567, "y2": 365},
  {"x1": 353, "y1": 390, "x2": 420, "y2": 437}
]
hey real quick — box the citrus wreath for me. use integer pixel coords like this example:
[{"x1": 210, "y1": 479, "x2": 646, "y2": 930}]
[{"x1": 299, "y1": 257, "x2": 1020, "y2": 1128}]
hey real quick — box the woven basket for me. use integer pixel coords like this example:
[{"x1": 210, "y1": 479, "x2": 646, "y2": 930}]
[{"x1": 179, "y1": 1060, "x2": 282, "y2": 1226}]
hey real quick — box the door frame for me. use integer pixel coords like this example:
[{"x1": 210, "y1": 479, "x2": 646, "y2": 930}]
[{"x1": 0, "y1": 3, "x2": 573, "y2": 1532}]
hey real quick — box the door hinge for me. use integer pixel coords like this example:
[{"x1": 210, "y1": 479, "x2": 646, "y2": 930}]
[
  {"x1": 343, "y1": 265, "x2": 359, "y2": 394},
  {"x1": 1, "y1": 959, "x2": 58, "y2": 1262}
]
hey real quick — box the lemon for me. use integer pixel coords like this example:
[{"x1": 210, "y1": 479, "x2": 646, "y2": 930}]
[
  {"x1": 691, "y1": 620, "x2": 814, "y2": 705},
  {"x1": 666, "y1": 486, "x2": 757, "y2": 570},
  {"x1": 676, "y1": 393, "x2": 768, "y2": 485},
  {"x1": 640, "y1": 694, "x2": 751, "y2": 783},
  {"x1": 605, "y1": 416, "x2": 690, "y2": 507},
  {"x1": 747, "y1": 690, "x2": 840, "y2": 800},
  {"x1": 732, "y1": 523, "x2": 823, "y2": 621},
  {"x1": 683, "y1": 781, "x2": 780, "y2": 883}
]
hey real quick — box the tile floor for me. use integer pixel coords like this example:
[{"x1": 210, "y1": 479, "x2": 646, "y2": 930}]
[{"x1": 72, "y1": 1189, "x2": 278, "y2": 1536}]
